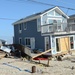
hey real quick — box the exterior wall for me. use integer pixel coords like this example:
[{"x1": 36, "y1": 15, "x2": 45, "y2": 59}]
[
  {"x1": 41, "y1": 10, "x2": 68, "y2": 33},
  {"x1": 14, "y1": 19, "x2": 51, "y2": 51}
]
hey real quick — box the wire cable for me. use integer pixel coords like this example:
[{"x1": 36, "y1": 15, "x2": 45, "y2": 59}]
[
  {"x1": 0, "y1": 18, "x2": 17, "y2": 20},
  {"x1": 26, "y1": 0, "x2": 75, "y2": 10}
]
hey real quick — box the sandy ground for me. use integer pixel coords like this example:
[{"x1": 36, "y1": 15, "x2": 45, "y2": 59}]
[{"x1": 0, "y1": 55, "x2": 75, "y2": 75}]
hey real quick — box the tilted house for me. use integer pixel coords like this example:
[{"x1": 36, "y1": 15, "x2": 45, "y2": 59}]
[{"x1": 13, "y1": 6, "x2": 75, "y2": 55}]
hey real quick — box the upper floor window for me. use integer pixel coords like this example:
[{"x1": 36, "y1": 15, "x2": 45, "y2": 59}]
[
  {"x1": 37, "y1": 18, "x2": 41, "y2": 32},
  {"x1": 19, "y1": 23, "x2": 23, "y2": 33},
  {"x1": 23, "y1": 22, "x2": 27, "y2": 30},
  {"x1": 47, "y1": 10, "x2": 54, "y2": 16},
  {"x1": 55, "y1": 11, "x2": 61, "y2": 16},
  {"x1": 48, "y1": 19, "x2": 62, "y2": 32}
]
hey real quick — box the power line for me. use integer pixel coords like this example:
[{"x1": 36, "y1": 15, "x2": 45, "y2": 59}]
[
  {"x1": 0, "y1": 0, "x2": 75, "y2": 21},
  {"x1": 4, "y1": 0, "x2": 75, "y2": 10},
  {"x1": 0, "y1": 18, "x2": 17, "y2": 20},
  {"x1": 55, "y1": 0, "x2": 75, "y2": 6},
  {"x1": 26, "y1": 0, "x2": 75, "y2": 10}
]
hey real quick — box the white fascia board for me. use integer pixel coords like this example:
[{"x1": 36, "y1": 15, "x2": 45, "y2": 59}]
[
  {"x1": 40, "y1": 6, "x2": 69, "y2": 19},
  {"x1": 13, "y1": 15, "x2": 41, "y2": 25},
  {"x1": 55, "y1": 7, "x2": 69, "y2": 19},
  {"x1": 41, "y1": 7, "x2": 57, "y2": 17}
]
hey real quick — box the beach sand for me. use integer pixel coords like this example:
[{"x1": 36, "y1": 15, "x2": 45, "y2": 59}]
[{"x1": 0, "y1": 55, "x2": 75, "y2": 75}]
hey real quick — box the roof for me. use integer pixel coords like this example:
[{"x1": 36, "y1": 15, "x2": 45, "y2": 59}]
[
  {"x1": 0, "y1": 39, "x2": 6, "y2": 42},
  {"x1": 13, "y1": 6, "x2": 54, "y2": 25},
  {"x1": 69, "y1": 14, "x2": 75, "y2": 19},
  {"x1": 13, "y1": 6, "x2": 69, "y2": 25},
  {"x1": 69, "y1": 14, "x2": 75, "y2": 17}
]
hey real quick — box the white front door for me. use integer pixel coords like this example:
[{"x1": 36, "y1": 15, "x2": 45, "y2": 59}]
[
  {"x1": 45, "y1": 37, "x2": 49, "y2": 50},
  {"x1": 31, "y1": 38, "x2": 35, "y2": 49}
]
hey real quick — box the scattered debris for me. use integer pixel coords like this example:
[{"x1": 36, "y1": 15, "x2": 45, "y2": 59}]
[{"x1": 31, "y1": 66, "x2": 36, "y2": 73}]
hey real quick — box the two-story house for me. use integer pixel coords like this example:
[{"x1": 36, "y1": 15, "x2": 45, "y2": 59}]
[{"x1": 13, "y1": 6, "x2": 75, "y2": 55}]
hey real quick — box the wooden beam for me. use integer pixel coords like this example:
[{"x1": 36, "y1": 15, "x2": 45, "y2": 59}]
[{"x1": 32, "y1": 49, "x2": 52, "y2": 59}]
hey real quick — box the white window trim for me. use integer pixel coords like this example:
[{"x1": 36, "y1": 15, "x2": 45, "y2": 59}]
[
  {"x1": 47, "y1": 18, "x2": 62, "y2": 32},
  {"x1": 37, "y1": 18, "x2": 41, "y2": 32},
  {"x1": 69, "y1": 35, "x2": 74, "y2": 50},
  {"x1": 47, "y1": 10, "x2": 62, "y2": 17},
  {"x1": 23, "y1": 22, "x2": 27, "y2": 30},
  {"x1": 19, "y1": 37, "x2": 22, "y2": 44},
  {"x1": 25, "y1": 37, "x2": 31, "y2": 47},
  {"x1": 18, "y1": 24, "x2": 22, "y2": 33},
  {"x1": 25, "y1": 37, "x2": 35, "y2": 49}
]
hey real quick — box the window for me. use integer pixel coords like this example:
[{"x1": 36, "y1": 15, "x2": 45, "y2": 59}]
[
  {"x1": 48, "y1": 20, "x2": 53, "y2": 24},
  {"x1": 19, "y1": 23, "x2": 22, "y2": 33},
  {"x1": 47, "y1": 10, "x2": 54, "y2": 16},
  {"x1": 48, "y1": 19, "x2": 61, "y2": 32},
  {"x1": 37, "y1": 18, "x2": 41, "y2": 32},
  {"x1": 70, "y1": 37, "x2": 74, "y2": 49},
  {"x1": 25, "y1": 38, "x2": 31, "y2": 46},
  {"x1": 19, "y1": 38, "x2": 22, "y2": 44},
  {"x1": 55, "y1": 11, "x2": 61, "y2": 16},
  {"x1": 23, "y1": 22, "x2": 27, "y2": 30}
]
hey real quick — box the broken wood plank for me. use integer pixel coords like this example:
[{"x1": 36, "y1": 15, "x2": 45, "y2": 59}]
[{"x1": 32, "y1": 49, "x2": 52, "y2": 59}]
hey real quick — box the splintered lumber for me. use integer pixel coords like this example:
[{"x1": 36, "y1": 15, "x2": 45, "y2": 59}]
[{"x1": 32, "y1": 49, "x2": 52, "y2": 59}]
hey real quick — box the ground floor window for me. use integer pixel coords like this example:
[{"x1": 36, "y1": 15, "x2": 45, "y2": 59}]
[
  {"x1": 25, "y1": 37, "x2": 35, "y2": 49},
  {"x1": 70, "y1": 36, "x2": 74, "y2": 49},
  {"x1": 25, "y1": 38, "x2": 31, "y2": 47}
]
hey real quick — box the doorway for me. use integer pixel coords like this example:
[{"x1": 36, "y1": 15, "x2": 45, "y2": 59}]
[{"x1": 56, "y1": 37, "x2": 70, "y2": 52}]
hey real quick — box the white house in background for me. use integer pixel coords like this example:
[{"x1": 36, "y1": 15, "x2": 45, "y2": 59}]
[{"x1": 0, "y1": 39, "x2": 7, "y2": 45}]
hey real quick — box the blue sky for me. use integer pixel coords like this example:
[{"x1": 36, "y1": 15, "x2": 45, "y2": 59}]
[{"x1": 0, "y1": 0, "x2": 75, "y2": 43}]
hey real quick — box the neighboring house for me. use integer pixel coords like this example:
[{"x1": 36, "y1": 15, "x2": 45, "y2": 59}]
[
  {"x1": 68, "y1": 14, "x2": 75, "y2": 31},
  {"x1": 13, "y1": 6, "x2": 75, "y2": 55},
  {"x1": 0, "y1": 39, "x2": 7, "y2": 45}
]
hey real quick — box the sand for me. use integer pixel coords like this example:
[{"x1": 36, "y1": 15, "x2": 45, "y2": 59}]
[{"x1": 0, "y1": 55, "x2": 75, "y2": 75}]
